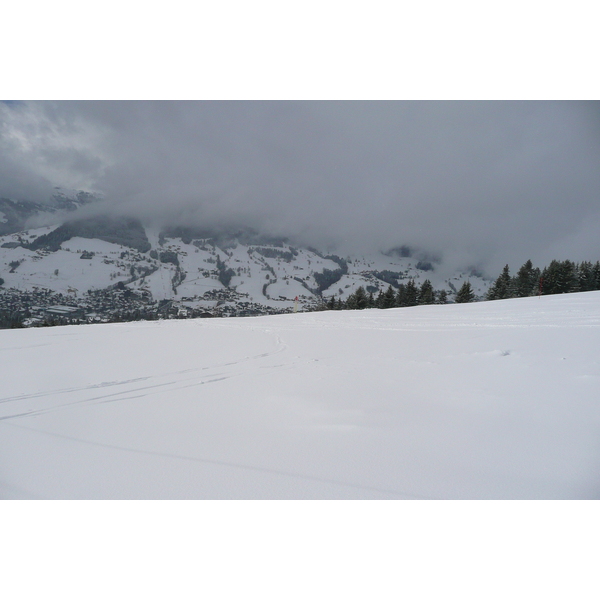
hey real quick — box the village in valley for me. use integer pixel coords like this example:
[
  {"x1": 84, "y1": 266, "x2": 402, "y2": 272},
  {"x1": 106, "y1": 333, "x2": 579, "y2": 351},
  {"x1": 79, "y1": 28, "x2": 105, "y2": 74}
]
[{"x1": 0, "y1": 283, "x2": 303, "y2": 329}]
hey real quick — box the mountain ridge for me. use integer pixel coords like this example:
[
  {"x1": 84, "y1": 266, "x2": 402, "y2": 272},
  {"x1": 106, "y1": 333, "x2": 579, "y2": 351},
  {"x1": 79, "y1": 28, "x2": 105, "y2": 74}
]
[{"x1": 0, "y1": 195, "x2": 492, "y2": 321}]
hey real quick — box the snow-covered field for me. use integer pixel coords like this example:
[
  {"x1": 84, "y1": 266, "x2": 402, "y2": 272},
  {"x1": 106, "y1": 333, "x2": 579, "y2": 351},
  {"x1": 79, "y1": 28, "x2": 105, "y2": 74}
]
[{"x1": 2, "y1": 291, "x2": 600, "y2": 499}]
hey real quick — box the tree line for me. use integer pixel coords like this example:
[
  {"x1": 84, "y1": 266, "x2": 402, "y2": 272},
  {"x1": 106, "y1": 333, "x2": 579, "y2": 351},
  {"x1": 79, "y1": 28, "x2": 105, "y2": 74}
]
[
  {"x1": 324, "y1": 257, "x2": 600, "y2": 312},
  {"x1": 325, "y1": 279, "x2": 459, "y2": 311},
  {"x1": 486, "y1": 259, "x2": 600, "y2": 300}
]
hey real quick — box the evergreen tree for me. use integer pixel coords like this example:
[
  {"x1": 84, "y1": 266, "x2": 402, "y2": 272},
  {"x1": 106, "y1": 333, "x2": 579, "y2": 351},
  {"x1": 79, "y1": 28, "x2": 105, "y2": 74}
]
[
  {"x1": 564, "y1": 260, "x2": 580, "y2": 293},
  {"x1": 530, "y1": 266, "x2": 541, "y2": 295},
  {"x1": 382, "y1": 285, "x2": 396, "y2": 309},
  {"x1": 404, "y1": 279, "x2": 418, "y2": 306},
  {"x1": 355, "y1": 286, "x2": 368, "y2": 309},
  {"x1": 347, "y1": 286, "x2": 368, "y2": 310},
  {"x1": 514, "y1": 260, "x2": 537, "y2": 297},
  {"x1": 345, "y1": 293, "x2": 356, "y2": 310},
  {"x1": 367, "y1": 291, "x2": 375, "y2": 308},
  {"x1": 578, "y1": 261, "x2": 595, "y2": 292},
  {"x1": 395, "y1": 283, "x2": 407, "y2": 307},
  {"x1": 593, "y1": 262, "x2": 600, "y2": 290},
  {"x1": 455, "y1": 281, "x2": 475, "y2": 303},
  {"x1": 487, "y1": 264, "x2": 513, "y2": 300},
  {"x1": 418, "y1": 279, "x2": 434, "y2": 305},
  {"x1": 542, "y1": 260, "x2": 578, "y2": 294},
  {"x1": 436, "y1": 289, "x2": 448, "y2": 304},
  {"x1": 542, "y1": 261, "x2": 559, "y2": 294}
]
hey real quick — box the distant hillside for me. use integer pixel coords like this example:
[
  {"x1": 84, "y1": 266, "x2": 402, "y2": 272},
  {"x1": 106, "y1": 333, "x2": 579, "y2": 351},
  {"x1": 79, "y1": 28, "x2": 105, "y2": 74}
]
[
  {"x1": 28, "y1": 215, "x2": 151, "y2": 253},
  {"x1": 0, "y1": 218, "x2": 492, "y2": 313}
]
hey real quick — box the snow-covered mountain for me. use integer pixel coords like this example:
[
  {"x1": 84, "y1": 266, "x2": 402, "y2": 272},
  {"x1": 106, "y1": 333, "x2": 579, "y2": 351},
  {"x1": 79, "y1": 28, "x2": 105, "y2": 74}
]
[
  {"x1": 0, "y1": 210, "x2": 491, "y2": 313},
  {"x1": 0, "y1": 190, "x2": 99, "y2": 236}
]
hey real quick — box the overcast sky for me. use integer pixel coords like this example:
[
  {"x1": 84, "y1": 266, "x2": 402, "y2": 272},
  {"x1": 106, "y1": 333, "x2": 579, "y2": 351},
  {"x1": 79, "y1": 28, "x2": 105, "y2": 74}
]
[{"x1": 1, "y1": 100, "x2": 599, "y2": 274}]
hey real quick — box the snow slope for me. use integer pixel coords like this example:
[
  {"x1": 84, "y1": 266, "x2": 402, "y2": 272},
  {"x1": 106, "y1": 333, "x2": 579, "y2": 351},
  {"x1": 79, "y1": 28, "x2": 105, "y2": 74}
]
[
  {"x1": 1, "y1": 224, "x2": 491, "y2": 307},
  {"x1": 2, "y1": 291, "x2": 599, "y2": 499}
]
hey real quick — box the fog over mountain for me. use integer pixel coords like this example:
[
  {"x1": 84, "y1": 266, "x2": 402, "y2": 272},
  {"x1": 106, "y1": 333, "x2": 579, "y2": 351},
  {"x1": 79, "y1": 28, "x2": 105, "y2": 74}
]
[{"x1": 1, "y1": 101, "x2": 599, "y2": 275}]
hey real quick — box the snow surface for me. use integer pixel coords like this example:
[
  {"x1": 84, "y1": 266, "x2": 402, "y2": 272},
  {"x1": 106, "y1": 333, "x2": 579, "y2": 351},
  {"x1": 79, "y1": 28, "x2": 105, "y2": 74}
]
[{"x1": 2, "y1": 291, "x2": 600, "y2": 499}]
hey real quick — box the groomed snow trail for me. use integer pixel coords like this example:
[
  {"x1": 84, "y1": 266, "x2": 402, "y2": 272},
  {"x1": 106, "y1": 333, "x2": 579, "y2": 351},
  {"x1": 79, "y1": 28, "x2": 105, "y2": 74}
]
[{"x1": 2, "y1": 292, "x2": 600, "y2": 499}]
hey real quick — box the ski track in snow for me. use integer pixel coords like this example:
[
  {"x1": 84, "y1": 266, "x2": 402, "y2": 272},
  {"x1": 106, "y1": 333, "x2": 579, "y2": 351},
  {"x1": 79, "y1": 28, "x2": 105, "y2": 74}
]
[
  {"x1": 1, "y1": 317, "x2": 427, "y2": 499},
  {"x1": 2, "y1": 420, "x2": 428, "y2": 499},
  {"x1": 2, "y1": 292, "x2": 600, "y2": 499},
  {"x1": 0, "y1": 334, "x2": 291, "y2": 421}
]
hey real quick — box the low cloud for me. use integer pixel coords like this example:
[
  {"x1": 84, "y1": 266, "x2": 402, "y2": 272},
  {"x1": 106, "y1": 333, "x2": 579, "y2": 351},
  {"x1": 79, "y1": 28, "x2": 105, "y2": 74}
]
[{"x1": 1, "y1": 100, "x2": 599, "y2": 275}]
